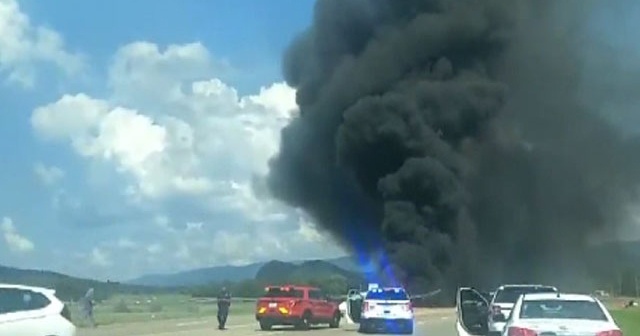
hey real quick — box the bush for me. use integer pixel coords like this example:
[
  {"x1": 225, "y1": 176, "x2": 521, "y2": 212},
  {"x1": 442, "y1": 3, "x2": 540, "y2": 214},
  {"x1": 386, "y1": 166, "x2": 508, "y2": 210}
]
[
  {"x1": 148, "y1": 302, "x2": 163, "y2": 313},
  {"x1": 113, "y1": 299, "x2": 131, "y2": 313},
  {"x1": 186, "y1": 305, "x2": 200, "y2": 313}
]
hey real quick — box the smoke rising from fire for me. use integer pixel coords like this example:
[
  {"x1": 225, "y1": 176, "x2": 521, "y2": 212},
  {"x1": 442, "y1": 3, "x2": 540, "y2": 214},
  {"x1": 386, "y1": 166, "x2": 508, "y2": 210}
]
[{"x1": 266, "y1": 0, "x2": 640, "y2": 293}]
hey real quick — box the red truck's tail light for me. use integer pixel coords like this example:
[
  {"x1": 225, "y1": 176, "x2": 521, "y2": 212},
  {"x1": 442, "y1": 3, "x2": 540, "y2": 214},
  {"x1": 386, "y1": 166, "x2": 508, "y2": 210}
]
[
  {"x1": 507, "y1": 327, "x2": 537, "y2": 336},
  {"x1": 597, "y1": 331, "x2": 623, "y2": 336}
]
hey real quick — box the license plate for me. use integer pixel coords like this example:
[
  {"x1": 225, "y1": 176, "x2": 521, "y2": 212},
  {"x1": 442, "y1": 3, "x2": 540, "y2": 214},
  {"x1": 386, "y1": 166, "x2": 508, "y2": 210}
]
[
  {"x1": 268, "y1": 303, "x2": 277, "y2": 308},
  {"x1": 384, "y1": 310, "x2": 390, "y2": 314}
]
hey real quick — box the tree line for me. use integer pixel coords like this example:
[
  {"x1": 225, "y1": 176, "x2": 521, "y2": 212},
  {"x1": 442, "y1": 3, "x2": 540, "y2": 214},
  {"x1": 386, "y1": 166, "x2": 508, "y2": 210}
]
[{"x1": 185, "y1": 274, "x2": 358, "y2": 298}]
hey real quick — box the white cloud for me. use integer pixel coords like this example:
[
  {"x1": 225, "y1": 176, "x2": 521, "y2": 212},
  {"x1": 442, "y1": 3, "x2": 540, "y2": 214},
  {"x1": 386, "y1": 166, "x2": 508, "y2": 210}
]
[
  {"x1": 33, "y1": 163, "x2": 64, "y2": 185},
  {"x1": 1, "y1": 217, "x2": 34, "y2": 253},
  {"x1": 89, "y1": 247, "x2": 111, "y2": 267},
  {"x1": 30, "y1": 41, "x2": 345, "y2": 274},
  {"x1": 0, "y1": 0, "x2": 84, "y2": 87},
  {"x1": 32, "y1": 42, "x2": 298, "y2": 208}
]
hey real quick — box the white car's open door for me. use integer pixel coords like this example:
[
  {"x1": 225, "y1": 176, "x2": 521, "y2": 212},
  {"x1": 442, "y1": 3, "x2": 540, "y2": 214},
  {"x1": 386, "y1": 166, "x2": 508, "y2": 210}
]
[
  {"x1": 456, "y1": 287, "x2": 489, "y2": 336},
  {"x1": 345, "y1": 289, "x2": 363, "y2": 324}
]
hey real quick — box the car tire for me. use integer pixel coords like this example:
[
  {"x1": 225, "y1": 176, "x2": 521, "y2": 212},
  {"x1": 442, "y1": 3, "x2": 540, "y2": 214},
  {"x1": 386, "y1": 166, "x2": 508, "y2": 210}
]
[
  {"x1": 296, "y1": 311, "x2": 311, "y2": 330},
  {"x1": 358, "y1": 320, "x2": 369, "y2": 334},
  {"x1": 329, "y1": 311, "x2": 341, "y2": 328},
  {"x1": 259, "y1": 321, "x2": 272, "y2": 331}
]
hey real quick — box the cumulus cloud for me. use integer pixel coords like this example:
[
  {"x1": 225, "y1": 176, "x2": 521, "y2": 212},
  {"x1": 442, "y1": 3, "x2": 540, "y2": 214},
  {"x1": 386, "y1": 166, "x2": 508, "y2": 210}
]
[
  {"x1": 0, "y1": 0, "x2": 84, "y2": 87},
  {"x1": 1, "y1": 217, "x2": 34, "y2": 253},
  {"x1": 30, "y1": 41, "x2": 343, "y2": 274},
  {"x1": 88, "y1": 247, "x2": 111, "y2": 267},
  {"x1": 33, "y1": 163, "x2": 65, "y2": 185}
]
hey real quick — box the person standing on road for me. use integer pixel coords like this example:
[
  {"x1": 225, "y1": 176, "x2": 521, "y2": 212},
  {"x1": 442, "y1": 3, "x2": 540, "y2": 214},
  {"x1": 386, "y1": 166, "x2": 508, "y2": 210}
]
[{"x1": 217, "y1": 286, "x2": 231, "y2": 330}]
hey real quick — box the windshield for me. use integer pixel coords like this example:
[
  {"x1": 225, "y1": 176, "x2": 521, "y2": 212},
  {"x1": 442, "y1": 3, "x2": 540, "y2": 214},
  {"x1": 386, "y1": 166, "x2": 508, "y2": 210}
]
[
  {"x1": 519, "y1": 300, "x2": 608, "y2": 321},
  {"x1": 263, "y1": 288, "x2": 304, "y2": 298},
  {"x1": 494, "y1": 287, "x2": 557, "y2": 304},
  {"x1": 366, "y1": 289, "x2": 408, "y2": 301}
]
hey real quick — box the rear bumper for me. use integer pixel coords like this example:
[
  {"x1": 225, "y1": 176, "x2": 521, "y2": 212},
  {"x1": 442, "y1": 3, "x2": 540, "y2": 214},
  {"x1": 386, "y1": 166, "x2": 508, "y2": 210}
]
[
  {"x1": 360, "y1": 318, "x2": 413, "y2": 331},
  {"x1": 256, "y1": 314, "x2": 302, "y2": 325}
]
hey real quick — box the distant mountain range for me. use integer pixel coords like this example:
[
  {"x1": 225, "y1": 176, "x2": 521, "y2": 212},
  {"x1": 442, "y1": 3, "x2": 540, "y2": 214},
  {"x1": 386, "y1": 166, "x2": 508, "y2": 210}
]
[
  {"x1": 0, "y1": 265, "x2": 162, "y2": 301},
  {"x1": 127, "y1": 256, "x2": 373, "y2": 287},
  {"x1": 129, "y1": 239, "x2": 640, "y2": 288},
  {"x1": 2, "y1": 239, "x2": 639, "y2": 298}
]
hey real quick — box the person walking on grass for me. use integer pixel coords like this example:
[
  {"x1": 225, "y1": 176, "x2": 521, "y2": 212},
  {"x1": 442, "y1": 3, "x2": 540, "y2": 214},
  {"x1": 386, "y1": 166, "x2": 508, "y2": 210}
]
[
  {"x1": 217, "y1": 286, "x2": 231, "y2": 330},
  {"x1": 79, "y1": 288, "x2": 96, "y2": 328}
]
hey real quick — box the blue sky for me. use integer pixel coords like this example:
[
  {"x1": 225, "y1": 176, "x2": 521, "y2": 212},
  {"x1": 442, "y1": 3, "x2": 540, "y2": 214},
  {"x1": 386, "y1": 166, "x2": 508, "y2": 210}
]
[
  {"x1": 1, "y1": 0, "x2": 639, "y2": 282},
  {"x1": 0, "y1": 0, "x2": 347, "y2": 281}
]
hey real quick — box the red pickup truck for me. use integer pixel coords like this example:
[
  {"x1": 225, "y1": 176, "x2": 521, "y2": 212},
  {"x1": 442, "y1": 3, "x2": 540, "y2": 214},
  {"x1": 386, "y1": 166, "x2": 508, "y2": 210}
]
[{"x1": 255, "y1": 285, "x2": 341, "y2": 330}]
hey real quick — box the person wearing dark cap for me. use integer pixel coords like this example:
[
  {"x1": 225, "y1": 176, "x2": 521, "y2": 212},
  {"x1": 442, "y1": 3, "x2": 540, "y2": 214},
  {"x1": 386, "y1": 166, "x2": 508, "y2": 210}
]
[{"x1": 217, "y1": 286, "x2": 231, "y2": 330}]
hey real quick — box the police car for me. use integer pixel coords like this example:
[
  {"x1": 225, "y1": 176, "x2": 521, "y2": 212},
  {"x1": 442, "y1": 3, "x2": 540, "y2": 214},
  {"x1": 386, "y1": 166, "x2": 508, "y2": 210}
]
[{"x1": 358, "y1": 286, "x2": 414, "y2": 334}]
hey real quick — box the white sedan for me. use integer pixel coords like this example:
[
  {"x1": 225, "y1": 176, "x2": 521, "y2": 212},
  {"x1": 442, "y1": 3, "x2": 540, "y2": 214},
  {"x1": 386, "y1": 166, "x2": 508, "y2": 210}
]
[
  {"x1": 500, "y1": 292, "x2": 622, "y2": 336},
  {"x1": 0, "y1": 283, "x2": 77, "y2": 336}
]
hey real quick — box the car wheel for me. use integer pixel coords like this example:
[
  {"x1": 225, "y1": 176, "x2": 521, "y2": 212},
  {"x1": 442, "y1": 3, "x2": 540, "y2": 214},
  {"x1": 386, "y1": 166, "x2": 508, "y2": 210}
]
[
  {"x1": 329, "y1": 311, "x2": 341, "y2": 328},
  {"x1": 358, "y1": 321, "x2": 369, "y2": 334},
  {"x1": 259, "y1": 321, "x2": 272, "y2": 331},
  {"x1": 296, "y1": 311, "x2": 311, "y2": 330}
]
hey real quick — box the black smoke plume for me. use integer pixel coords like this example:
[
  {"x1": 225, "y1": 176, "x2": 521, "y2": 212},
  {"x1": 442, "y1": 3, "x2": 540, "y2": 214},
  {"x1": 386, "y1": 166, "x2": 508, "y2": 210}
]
[{"x1": 267, "y1": 0, "x2": 640, "y2": 296}]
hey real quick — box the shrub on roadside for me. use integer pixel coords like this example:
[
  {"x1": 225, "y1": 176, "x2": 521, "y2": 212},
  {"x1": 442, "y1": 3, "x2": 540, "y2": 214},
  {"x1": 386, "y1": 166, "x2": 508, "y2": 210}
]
[
  {"x1": 148, "y1": 302, "x2": 163, "y2": 313},
  {"x1": 186, "y1": 304, "x2": 200, "y2": 313},
  {"x1": 113, "y1": 299, "x2": 131, "y2": 313}
]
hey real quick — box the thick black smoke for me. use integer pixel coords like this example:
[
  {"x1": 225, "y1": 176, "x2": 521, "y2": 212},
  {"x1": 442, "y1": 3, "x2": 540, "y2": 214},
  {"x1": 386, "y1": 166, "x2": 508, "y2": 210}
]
[{"x1": 267, "y1": 0, "x2": 640, "y2": 295}]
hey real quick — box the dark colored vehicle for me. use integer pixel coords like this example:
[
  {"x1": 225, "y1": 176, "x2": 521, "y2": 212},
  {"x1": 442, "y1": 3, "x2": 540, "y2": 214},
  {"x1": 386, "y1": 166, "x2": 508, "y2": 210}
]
[{"x1": 255, "y1": 285, "x2": 341, "y2": 331}]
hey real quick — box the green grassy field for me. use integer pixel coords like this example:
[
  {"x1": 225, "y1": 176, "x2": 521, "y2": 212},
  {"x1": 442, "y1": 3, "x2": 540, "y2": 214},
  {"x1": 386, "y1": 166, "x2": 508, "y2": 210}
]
[
  {"x1": 611, "y1": 308, "x2": 640, "y2": 336},
  {"x1": 69, "y1": 294, "x2": 257, "y2": 327},
  {"x1": 600, "y1": 297, "x2": 640, "y2": 335}
]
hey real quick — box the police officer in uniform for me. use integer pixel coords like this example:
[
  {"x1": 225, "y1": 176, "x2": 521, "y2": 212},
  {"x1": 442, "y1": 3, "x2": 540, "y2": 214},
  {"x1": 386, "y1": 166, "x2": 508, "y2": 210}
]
[{"x1": 217, "y1": 287, "x2": 231, "y2": 330}]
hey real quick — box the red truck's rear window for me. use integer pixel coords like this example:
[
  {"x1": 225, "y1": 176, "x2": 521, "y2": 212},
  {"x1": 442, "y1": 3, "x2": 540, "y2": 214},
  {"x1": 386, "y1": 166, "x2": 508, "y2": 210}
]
[{"x1": 263, "y1": 287, "x2": 304, "y2": 298}]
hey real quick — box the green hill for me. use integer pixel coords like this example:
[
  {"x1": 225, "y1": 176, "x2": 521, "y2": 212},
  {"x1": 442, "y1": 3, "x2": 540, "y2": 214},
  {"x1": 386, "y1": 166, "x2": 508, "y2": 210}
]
[
  {"x1": 128, "y1": 256, "x2": 368, "y2": 287},
  {"x1": 255, "y1": 259, "x2": 364, "y2": 285},
  {"x1": 188, "y1": 259, "x2": 365, "y2": 298},
  {"x1": 0, "y1": 265, "x2": 168, "y2": 301}
]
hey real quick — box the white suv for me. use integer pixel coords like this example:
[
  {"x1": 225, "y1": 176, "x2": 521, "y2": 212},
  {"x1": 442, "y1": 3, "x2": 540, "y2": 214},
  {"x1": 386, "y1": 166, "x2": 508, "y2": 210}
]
[
  {"x1": 359, "y1": 287, "x2": 414, "y2": 334},
  {"x1": 0, "y1": 283, "x2": 77, "y2": 336},
  {"x1": 487, "y1": 284, "x2": 557, "y2": 335}
]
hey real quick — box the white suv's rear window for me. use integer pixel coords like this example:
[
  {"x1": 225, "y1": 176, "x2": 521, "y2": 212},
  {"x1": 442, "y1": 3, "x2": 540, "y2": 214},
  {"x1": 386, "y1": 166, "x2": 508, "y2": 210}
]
[
  {"x1": 494, "y1": 287, "x2": 557, "y2": 303},
  {"x1": 366, "y1": 289, "x2": 408, "y2": 301}
]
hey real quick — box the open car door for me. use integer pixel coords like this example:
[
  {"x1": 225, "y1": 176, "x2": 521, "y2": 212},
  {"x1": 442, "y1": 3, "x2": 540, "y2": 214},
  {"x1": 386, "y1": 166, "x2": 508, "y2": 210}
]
[
  {"x1": 456, "y1": 287, "x2": 489, "y2": 336},
  {"x1": 345, "y1": 289, "x2": 363, "y2": 324}
]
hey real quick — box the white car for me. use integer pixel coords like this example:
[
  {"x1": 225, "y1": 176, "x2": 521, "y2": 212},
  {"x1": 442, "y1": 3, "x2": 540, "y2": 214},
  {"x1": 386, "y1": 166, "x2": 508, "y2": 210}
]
[
  {"x1": 487, "y1": 284, "x2": 557, "y2": 335},
  {"x1": 0, "y1": 283, "x2": 76, "y2": 336},
  {"x1": 500, "y1": 292, "x2": 622, "y2": 335},
  {"x1": 358, "y1": 287, "x2": 414, "y2": 334}
]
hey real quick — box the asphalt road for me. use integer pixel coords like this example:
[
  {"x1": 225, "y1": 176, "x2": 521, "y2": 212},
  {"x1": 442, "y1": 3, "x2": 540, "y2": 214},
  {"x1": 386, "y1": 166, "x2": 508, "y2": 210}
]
[{"x1": 77, "y1": 309, "x2": 457, "y2": 336}]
